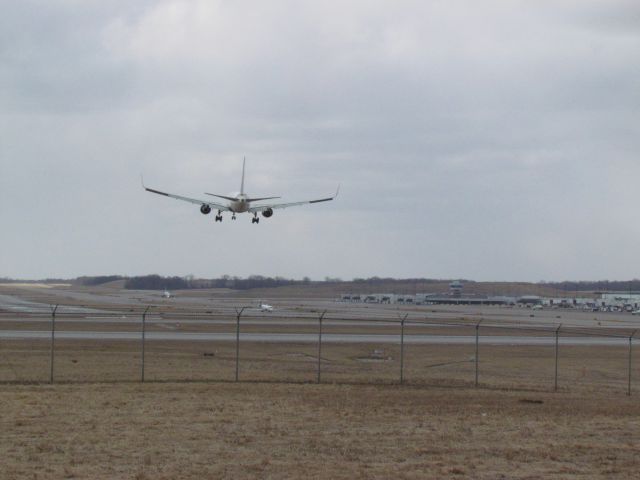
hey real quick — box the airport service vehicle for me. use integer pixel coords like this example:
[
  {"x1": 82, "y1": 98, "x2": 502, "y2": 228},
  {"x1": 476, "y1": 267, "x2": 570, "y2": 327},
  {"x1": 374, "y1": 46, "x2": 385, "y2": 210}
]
[
  {"x1": 632, "y1": 310, "x2": 640, "y2": 316},
  {"x1": 142, "y1": 159, "x2": 339, "y2": 224}
]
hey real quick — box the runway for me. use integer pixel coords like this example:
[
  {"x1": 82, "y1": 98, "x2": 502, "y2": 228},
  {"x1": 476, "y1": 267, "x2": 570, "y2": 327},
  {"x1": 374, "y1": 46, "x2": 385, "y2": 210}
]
[
  {"x1": 2, "y1": 290, "x2": 640, "y2": 330},
  {"x1": 0, "y1": 330, "x2": 631, "y2": 346}
]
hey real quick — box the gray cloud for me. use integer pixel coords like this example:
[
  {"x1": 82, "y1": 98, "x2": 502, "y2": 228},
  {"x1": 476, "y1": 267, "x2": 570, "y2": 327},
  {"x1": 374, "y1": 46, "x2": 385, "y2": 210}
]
[{"x1": 1, "y1": 0, "x2": 639, "y2": 281}]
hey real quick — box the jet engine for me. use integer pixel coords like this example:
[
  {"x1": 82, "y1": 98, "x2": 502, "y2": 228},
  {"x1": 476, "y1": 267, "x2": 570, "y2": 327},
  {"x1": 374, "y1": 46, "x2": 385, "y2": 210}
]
[
  {"x1": 262, "y1": 208, "x2": 273, "y2": 218},
  {"x1": 200, "y1": 204, "x2": 212, "y2": 215}
]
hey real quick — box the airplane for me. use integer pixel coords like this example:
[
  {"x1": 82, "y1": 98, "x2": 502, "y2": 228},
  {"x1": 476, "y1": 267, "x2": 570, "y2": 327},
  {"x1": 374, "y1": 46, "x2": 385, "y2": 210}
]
[
  {"x1": 259, "y1": 302, "x2": 274, "y2": 312},
  {"x1": 162, "y1": 289, "x2": 172, "y2": 299},
  {"x1": 142, "y1": 158, "x2": 339, "y2": 224}
]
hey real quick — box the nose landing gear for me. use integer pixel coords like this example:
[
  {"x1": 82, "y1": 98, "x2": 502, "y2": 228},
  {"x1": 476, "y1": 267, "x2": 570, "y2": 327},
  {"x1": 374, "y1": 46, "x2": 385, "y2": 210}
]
[{"x1": 252, "y1": 213, "x2": 260, "y2": 224}]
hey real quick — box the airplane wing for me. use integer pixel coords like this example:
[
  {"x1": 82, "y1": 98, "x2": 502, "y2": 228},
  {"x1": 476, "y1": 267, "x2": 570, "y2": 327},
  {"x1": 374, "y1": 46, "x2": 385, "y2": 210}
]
[
  {"x1": 248, "y1": 185, "x2": 340, "y2": 213},
  {"x1": 142, "y1": 177, "x2": 231, "y2": 212}
]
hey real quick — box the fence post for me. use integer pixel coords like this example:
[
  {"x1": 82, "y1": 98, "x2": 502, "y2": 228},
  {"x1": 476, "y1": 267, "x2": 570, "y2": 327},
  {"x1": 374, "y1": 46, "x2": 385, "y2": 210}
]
[
  {"x1": 141, "y1": 306, "x2": 150, "y2": 383},
  {"x1": 475, "y1": 320, "x2": 481, "y2": 387},
  {"x1": 628, "y1": 330, "x2": 636, "y2": 396},
  {"x1": 50, "y1": 304, "x2": 58, "y2": 384},
  {"x1": 235, "y1": 307, "x2": 245, "y2": 382},
  {"x1": 317, "y1": 310, "x2": 326, "y2": 384},
  {"x1": 400, "y1": 314, "x2": 408, "y2": 384},
  {"x1": 554, "y1": 324, "x2": 562, "y2": 392}
]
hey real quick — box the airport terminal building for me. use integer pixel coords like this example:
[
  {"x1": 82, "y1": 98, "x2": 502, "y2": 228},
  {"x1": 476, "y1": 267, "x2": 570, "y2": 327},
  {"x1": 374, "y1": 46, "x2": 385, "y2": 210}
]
[{"x1": 339, "y1": 284, "x2": 640, "y2": 310}]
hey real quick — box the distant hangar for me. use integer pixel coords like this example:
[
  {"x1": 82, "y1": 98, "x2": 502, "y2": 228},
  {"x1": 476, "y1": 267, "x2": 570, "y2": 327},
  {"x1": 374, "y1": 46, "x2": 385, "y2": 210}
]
[{"x1": 340, "y1": 281, "x2": 515, "y2": 306}]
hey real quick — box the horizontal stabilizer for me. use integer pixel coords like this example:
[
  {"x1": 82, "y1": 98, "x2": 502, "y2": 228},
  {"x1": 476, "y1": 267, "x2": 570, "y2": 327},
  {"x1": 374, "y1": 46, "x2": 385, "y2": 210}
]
[
  {"x1": 246, "y1": 196, "x2": 280, "y2": 202},
  {"x1": 204, "y1": 193, "x2": 238, "y2": 202}
]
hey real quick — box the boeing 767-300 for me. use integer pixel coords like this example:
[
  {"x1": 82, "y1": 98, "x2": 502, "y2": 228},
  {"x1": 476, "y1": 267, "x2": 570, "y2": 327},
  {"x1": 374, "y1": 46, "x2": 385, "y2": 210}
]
[{"x1": 142, "y1": 159, "x2": 338, "y2": 224}]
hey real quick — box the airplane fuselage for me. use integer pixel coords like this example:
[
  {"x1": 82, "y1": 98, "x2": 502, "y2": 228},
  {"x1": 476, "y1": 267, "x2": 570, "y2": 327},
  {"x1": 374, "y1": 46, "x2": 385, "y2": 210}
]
[{"x1": 229, "y1": 193, "x2": 250, "y2": 213}]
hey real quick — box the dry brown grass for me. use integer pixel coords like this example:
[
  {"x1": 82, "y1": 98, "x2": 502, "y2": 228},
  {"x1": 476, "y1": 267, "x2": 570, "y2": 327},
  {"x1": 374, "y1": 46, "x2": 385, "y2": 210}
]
[
  {"x1": 1, "y1": 339, "x2": 638, "y2": 393},
  {"x1": 1, "y1": 381, "x2": 639, "y2": 479},
  {"x1": 1, "y1": 340, "x2": 640, "y2": 478},
  {"x1": 4, "y1": 286, "x2": 638, "y2": 477},
  {"x1": 2, "y1": 313, "x2": 640, "y2": 478}
]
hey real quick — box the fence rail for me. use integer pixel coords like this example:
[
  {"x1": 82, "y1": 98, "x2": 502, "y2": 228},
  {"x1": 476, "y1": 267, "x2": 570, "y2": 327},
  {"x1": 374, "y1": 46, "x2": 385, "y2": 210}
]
[{"x1": 0, "y1": 307, "x2": 637, "y2": 395}]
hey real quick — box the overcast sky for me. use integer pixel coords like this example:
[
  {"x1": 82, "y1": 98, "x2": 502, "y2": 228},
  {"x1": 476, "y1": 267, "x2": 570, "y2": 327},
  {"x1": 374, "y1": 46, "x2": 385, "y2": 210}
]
[{"x1": 1, "y1": 0, "x2": 639, "y2": 281}]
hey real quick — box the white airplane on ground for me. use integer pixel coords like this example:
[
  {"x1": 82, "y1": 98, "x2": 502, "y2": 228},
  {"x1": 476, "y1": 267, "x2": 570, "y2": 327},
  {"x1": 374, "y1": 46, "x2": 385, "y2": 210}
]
[
  {"x1": 259, "y1": 302, "x2": 274, "y2": 312},
  {"x1": 142, "y1": 159, "x2": 339, "y2": 223},
  {"x1": 162, "y1": 289, "x2": 172, "y2": 299}
]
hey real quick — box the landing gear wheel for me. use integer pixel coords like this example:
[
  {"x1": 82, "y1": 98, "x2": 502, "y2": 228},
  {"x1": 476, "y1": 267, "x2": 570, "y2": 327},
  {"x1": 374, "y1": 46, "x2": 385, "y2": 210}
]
[
  {"x1": 252, "y1": 217, "x2": 260, "y2": 224},
  {"x1": 232, "y1": 214, "x2": 237, "y2": 220},
  {"x1": 215, "y1": 215, "x2": 222, "y2": 222}
]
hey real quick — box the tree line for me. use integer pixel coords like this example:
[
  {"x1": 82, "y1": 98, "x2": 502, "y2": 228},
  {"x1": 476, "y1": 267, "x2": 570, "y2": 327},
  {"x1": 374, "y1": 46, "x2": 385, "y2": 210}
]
[{"x1": 3, "y1": 275, "x2": 639, "y2": 293}]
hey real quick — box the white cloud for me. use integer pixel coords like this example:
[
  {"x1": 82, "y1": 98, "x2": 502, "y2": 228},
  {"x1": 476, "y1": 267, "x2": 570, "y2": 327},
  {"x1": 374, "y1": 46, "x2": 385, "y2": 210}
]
[{"x1": 1, "y1": 0, "x2": 639, "y2": 280}]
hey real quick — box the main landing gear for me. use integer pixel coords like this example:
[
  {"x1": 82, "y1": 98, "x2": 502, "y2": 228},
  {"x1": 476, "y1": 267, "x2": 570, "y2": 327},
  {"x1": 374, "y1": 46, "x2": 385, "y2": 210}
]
[{"x1": 214, "y1": 212, "x2": 260, "y2": 223}]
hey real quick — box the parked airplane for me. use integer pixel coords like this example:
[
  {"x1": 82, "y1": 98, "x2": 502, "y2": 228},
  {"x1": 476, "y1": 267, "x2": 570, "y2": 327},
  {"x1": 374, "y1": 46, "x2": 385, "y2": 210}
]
[{"x1": 142, "y1": 159, "x2": 339, "y2": 223}]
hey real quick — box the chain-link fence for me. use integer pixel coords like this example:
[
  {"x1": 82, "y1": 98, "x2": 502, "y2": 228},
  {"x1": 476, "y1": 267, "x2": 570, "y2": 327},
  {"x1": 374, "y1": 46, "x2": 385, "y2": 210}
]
[{"x1": 0, "y1": 307, "x2": 637, "y2": 395}]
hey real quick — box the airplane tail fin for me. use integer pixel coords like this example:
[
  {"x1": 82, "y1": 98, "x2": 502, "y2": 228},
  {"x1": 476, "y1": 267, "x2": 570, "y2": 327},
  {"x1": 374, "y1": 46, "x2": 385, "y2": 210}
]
[{"x1": 240, "y1": 157, "x2": 246, "y2": 195}]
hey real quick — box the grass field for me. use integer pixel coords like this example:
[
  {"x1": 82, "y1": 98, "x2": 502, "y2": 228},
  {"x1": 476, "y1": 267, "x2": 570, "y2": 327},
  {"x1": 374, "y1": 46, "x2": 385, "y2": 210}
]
[
  {"x1": 1, "y1": 340, "x2": 640, "y2": 478},
  {"x1": 1, "y1": 338, "x2": 637, "y2": 392},
  {"x1": 2, "y1": 382, "x2": 639, "y2": 479},
  {"x1": 1, "y1": 340, "x2": 637, "y2": 393},
  {"x1": 2, "y1": 286, "x2": 639, "y2": 478}
]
